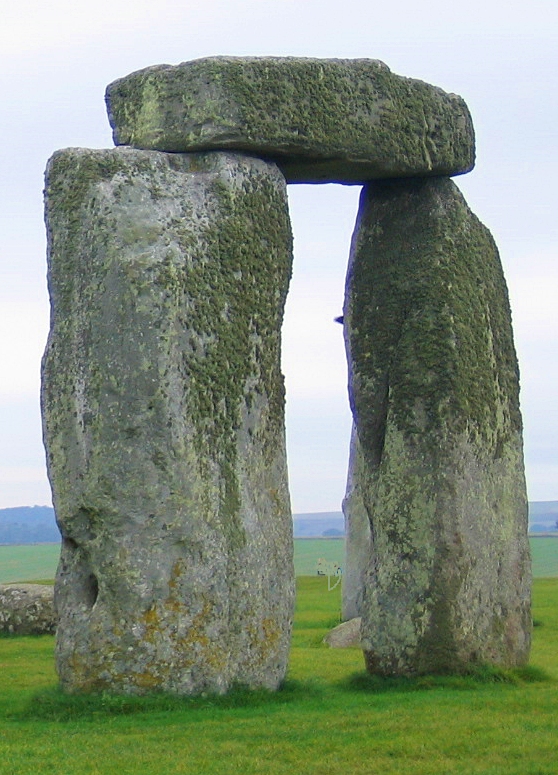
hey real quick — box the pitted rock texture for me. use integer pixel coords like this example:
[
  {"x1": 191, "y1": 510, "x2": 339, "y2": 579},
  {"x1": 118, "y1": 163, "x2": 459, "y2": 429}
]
[
  {"x1": 0, "y1": 584, "x2": 56, "y2": 635},
  {"x1": 343, "y1": 177, "x2": 531, "y2": 675},
  {"x1": 341, "y1": 424, "x2": 370, "y2": 621},
  {"x1": 106, "y1": 56, "x2": 475, "y2": 184},
  {"x1": 42, "y1": 147, "x2": 295, "y2": 694}
]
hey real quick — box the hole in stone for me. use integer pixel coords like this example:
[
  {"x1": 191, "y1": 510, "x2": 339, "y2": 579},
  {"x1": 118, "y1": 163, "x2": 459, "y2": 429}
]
[
  {"x1": 84, "y1": 573, "x2": 99, "y2": 609},
  {"x1": 60, "y1": 537, "x2": 99, "y2": 610}
]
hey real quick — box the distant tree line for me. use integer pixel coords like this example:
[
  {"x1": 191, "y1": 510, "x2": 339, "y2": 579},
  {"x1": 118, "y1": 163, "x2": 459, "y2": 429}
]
[
  {"x1": 0, "y1": 522, "x2": 60, "y2": 544},
  {"x1": 0, "y1": 506, "x2": 60, "y2": 544}
]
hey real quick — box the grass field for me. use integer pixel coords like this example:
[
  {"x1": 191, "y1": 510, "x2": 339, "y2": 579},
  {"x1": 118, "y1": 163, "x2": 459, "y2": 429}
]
[
  {"x1": 0, "y1": 544, "x2": 61, "y2": 584},
  {"x1": 0, "y1": 577, "x2": 557, "y2": 774},
  {"x1": 529, "y1": 536, "x2": 558, "y2": 578},
  {"x1": 1, "y1": 537, "x2": 557, "y2": 584}
]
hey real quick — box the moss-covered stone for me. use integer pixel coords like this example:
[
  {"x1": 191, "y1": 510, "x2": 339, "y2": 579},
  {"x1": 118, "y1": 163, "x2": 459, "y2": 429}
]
[
  {"x1": 0, "y1": 584, "x2": 56, "y2": 635},
  {"x1": 42, "y1": 147, "x2": 294, "y2": 694},
  {"x1": 343, "y1": 177, "x2": 531, "y2": 674},
  {"x1": 105, "y1": 57, "x2": 475, "y2": 183}
]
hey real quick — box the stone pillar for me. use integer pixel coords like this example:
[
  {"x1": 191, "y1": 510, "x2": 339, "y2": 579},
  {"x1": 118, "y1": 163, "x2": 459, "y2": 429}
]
[
  {"x1": 343, "y1": 177, "x2": 531, "y2": 674},
  {"x1": 42, "y1": 148, "x2": 294, "y2": 694}
]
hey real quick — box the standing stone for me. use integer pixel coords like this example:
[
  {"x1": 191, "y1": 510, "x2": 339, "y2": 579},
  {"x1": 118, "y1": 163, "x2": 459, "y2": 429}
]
[
  {"x1": 106, "y1": 57, "x2": 475, "y2": 183},
  {"x1": 42, "y1": 147, "x2": 294, "y2": 694},
  {"x1": 343, "y1": 177, "x2": 531, "y2": 675}
]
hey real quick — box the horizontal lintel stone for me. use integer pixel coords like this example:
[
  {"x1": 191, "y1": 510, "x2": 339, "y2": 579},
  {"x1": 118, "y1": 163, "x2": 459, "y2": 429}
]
[{"x1": 106, "y1": 57, "x2": 475, "y2": 184}]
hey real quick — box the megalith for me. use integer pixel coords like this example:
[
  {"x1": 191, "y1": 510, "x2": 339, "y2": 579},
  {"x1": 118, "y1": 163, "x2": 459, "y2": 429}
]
[
  {"x1": 105, "y1": 56, "x2": 475, "y2": 183},
  {"x1": 42, "y1": 56, "x2": 530, "y2": 690},
  {"x1": 42, "y1": 148, "x2": 295, "y2": 694},
  {"x1": 343, "y1": 177, "x2": 531, "y2": 674}
]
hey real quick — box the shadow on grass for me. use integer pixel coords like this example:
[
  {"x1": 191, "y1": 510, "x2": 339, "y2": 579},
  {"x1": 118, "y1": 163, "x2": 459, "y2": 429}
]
[
  {"x1": 340, "y1": 664, "x2": 553, "y2": 694},
  {"x1": 15, "y1": 664, "x2": 553, "y2": 722},
  {"x1": 12, "y1": 679, "x2": 325, "y2": 722}
]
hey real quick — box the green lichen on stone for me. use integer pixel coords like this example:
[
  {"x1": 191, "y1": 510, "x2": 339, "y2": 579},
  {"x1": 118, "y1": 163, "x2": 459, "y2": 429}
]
[
  {"x1": 346, "y1": 177, "x2": 521, "y2": 459},
  {"x1": 43, "y1": 147, "x2": 295, "y2": 695},
  {"x1": 344, "y1": 177, "x2": 531, "y2": 675},
  {"x1": 146, "y1": 160, "x2": 292, "y2": 552},
  {"x1": 105, "y1": 57, "x2": 475, "y2": 182}
]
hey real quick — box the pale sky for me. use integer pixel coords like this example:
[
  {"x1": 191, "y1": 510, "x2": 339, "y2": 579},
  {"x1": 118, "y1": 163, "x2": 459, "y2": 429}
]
[{"x1": 0, "y1": 0, "x2": 556, "y2": 511}]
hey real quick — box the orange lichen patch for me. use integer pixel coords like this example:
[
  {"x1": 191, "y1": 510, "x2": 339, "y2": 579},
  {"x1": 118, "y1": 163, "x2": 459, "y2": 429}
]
[
  {"x1": 128, "y1": 669, "x2": 168, "y2": 690},
  {"x1": 143, "y1": 605, "x2": 161, "y2": 627},
  {"x1": 175, "y1": 601, "x2": 228, "y2": 672},
  {"x1": 245, "y1": 616, "x2": 282, "y2": 667},
  {"x1": 63, "y1": 650, "x2": 116, "y2": 693},
  {"x1": 168, "y1": 558, "x2": 187, "y2": 592},
  {"x1": 261, "y1": 617, "x2": 281, "y2": 645},
  {"x1": 138, "y1": 590, "x2": 227, "y2": 678}
]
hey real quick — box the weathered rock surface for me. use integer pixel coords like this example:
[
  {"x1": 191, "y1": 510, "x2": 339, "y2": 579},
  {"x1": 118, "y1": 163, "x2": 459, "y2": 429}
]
[
  {"x1": 341, "y1": 425, "x2": 370, "y2": 621},
  {"x1": 343, "y1": 177, "x2": 531, "y2": 675},
  {"x1": 0, "y1": 584, "x2": 56, "y2": 635},
  {"x1": 323, "y1": 617, "x2": 361, "y2": 648},
  {"x1": 106, "y1": 57, "x2": 475, "y2": 184},
  {"x1": 42, "y1": 147, "x2": 295, "y2": 694}
]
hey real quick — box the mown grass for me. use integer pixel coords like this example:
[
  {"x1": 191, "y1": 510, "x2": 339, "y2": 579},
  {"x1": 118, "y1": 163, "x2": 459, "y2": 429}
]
[{"x1": 0, "y1": 577, "x2": 557, "y2": 774}]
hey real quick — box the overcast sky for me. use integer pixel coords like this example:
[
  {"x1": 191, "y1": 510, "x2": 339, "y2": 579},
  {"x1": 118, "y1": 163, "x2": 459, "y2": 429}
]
[{"x1": 0, "y1": 0, "x2": 556, "y2": 512}]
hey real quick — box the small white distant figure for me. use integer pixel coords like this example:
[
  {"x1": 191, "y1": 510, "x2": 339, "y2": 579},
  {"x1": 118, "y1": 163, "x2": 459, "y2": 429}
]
[
  {"x1": 316, "y1": 558, "x2": 342, "y2": 590},
  {"x1": 316, "y1": 557, "x2": 327, "y2": 576}
]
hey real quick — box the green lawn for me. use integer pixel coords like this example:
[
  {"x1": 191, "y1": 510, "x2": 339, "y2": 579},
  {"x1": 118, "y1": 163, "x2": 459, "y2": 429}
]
[
  {"x1": 2, "y1": 536, "x2": 556, "y2": 584},
  {"x1": 0, "y1": 577, "x2": 557, "y2": 774}
]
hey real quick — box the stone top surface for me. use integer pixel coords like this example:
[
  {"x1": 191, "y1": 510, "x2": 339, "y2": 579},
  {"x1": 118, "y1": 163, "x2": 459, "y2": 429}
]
[{"x1": 106, "y1": 56, "x2": 475, "y2": 184}]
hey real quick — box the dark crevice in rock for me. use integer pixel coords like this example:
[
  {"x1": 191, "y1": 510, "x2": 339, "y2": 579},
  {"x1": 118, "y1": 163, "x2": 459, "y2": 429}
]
[
  {"x1": 84, "y1": 573, "x2": 99, "y2": 609},
  {"x1": 60, "y1": 537, "x2": 99, "y2": 611}
]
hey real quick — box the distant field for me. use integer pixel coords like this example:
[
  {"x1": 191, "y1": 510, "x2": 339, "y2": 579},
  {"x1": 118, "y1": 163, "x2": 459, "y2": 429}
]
[
  {"x1": 294, "y1": 538, "x2": 345, "y2": 576},
  {"x1": 0, "y1": 541, "x2": 345, "y2": 583},
  {"x1": 529, "y1": 536, "x2": 558, "y2": 578},
  {"x1": 1, "y1": 537, "x2": 556, "y2": 583},
  {"x1": 0, "y1": 544, "x2": 60, "y2": 584},
  {"x1": 296, "y1": 537, "x2": 558, "y2": 579}
]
